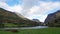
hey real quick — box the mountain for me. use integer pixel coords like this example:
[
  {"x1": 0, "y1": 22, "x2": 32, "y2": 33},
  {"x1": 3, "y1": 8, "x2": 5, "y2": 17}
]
[
  {"x1": 0, "y1": 8, "x2": 39, "y2": 27},
  {"x1": 44, "y1": 10, "x2": 60, "y2": 27},
  {"x1": 0, "y1": 8, "x2": 24, "y2": 23},
  {"x1": 32, "y1": 19, "x2": 42, "y2": 25},
  {"x1": 32, "y1": 19, "x2": 40, "y2": 22}
]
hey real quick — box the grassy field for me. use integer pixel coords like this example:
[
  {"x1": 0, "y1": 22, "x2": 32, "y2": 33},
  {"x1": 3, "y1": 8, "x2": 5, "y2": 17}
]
[{"x1": 0, "y1": 27, "x2": 60, "y2": 34}]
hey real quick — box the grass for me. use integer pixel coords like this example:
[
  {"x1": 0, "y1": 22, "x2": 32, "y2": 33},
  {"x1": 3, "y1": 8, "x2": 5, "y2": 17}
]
[
  {"x1": 4, "y1": 23, "x2": 18, "y2": 27},
  {"x1": 0, "y1": 27, "x2": 60, "y2": 34},
  {"x1": 4, "y1": 23, "x2": 31, "y2": 27}
]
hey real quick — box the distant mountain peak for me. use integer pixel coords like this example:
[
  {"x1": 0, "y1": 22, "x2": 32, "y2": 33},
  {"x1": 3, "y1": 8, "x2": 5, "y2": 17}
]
[{"x1": 54, "y1": 10, "x2": 60, "y2": 13}]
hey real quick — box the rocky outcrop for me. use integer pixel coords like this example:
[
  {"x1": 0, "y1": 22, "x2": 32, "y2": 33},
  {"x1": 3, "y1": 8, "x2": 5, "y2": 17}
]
[{"x1": 44, "y1": 10, "x2": 60, "y2": 27}]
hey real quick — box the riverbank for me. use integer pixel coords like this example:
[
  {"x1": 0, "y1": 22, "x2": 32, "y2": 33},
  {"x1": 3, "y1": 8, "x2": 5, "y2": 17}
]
[
  {"x1": 0, "y1": 27, "x2": 60, "y2": 34},
  {"x1": 4, "y1": 26, "x2": 48, "y2": 29}
]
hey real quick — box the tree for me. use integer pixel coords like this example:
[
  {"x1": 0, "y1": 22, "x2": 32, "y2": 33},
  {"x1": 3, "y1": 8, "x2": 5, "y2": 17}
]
[{"x1": 0, "y1": 16, "x2": 4, "y2": 28}]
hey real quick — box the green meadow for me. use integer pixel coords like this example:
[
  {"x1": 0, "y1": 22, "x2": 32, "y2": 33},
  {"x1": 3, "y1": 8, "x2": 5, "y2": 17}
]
[{"x1": 0, "y1": 27, "x2": 60, "y2": 34}]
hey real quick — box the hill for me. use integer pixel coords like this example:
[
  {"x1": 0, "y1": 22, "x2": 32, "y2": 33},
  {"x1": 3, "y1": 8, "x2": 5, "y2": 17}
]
[{"x1": 0, "y1": 8, "x2": 40, "y2": 28}]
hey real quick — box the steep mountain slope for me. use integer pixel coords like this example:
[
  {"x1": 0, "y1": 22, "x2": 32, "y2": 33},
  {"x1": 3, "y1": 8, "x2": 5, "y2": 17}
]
[
  {"x1": 0, "y1": 8, "x2": 40, "y2": 27},
  {"x1": 0, "y1": 8, "x2": 24, "y2": 23},
  {"x1": 44, "y1": 10, "x2": 60, "y2": 27}
]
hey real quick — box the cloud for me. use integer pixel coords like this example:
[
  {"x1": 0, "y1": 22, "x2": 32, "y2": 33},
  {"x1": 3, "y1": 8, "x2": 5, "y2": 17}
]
[
  {"x1": 0, "y1": 0, "x2": 60, "y2": 22},
  {"x1": 28, "y1": 1, "x2": 60, "y2": 15},
  {"x1": 22, "y1": 0, "x2": 39, "y2": 9},
  {"x1": 0, "y1": 0, "x2": 6, "y2": 2},
  {"x1": 40, "y1": 0, "x2": 60, "y2": 2},
  {"x1": 6, "y1": 5, "x2": 22, "y2": 12},
  {"x1": 20, "y1": 0, "x2": 39, "y2": 15},
  {"x1": 0, "y1": 0, "x2": 16, "y2": 2},
  {"x1": 0, "y1": 0, "x2": 22, "y2": 12},
  {"x1": 23, "y1": 1, "x2": 60, "y2": 22},
  {"x1": 0, "y1": 1, "x2": 8, "y2": 9},
  {"x1": 26, "y1": 14, "x2": 47, "y2": 22}
]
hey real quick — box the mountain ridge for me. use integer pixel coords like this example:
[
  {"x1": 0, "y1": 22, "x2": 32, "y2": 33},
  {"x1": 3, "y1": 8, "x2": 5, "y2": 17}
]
[
  {"x1": 44, "y1": 10, "x2": 60, "y2": 27},
  {"x1": 0, "y1": 8, "x2": 40, "y2": 27}
]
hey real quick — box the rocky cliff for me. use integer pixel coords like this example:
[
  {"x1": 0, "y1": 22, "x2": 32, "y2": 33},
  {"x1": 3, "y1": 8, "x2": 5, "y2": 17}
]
[{"x1": 44, "y1": 10, "x2": 60, "y2": 27}]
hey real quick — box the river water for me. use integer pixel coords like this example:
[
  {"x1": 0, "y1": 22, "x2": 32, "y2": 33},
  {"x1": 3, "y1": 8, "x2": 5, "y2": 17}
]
[{"x1": 4, "y1": 26, "x2": 48, "y2": 29}]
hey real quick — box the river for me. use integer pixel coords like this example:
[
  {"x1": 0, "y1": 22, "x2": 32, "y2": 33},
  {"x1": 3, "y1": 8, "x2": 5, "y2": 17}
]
[{"x1": 4, "y1": 26, "x2": 48, "y2": 29}]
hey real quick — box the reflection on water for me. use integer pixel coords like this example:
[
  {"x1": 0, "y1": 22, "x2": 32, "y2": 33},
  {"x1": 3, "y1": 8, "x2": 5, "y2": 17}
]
[{"x1": 20, "y1": 26, "x2": 48, "y2": 29}]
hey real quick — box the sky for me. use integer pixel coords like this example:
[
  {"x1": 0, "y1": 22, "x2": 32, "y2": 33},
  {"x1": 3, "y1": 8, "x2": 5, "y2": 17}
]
[{"x1": 0, "y1": 0, "x2": 60, "y2": 22}]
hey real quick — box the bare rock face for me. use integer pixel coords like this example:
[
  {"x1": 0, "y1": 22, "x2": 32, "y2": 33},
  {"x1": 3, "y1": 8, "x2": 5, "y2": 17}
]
[{"x1": 44, "y1": 10, "x2": 60, "y2": 27}]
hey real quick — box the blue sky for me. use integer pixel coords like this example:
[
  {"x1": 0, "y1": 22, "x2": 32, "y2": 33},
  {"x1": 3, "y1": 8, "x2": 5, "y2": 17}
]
[
  {"x1": 6, "y1": 0, "x2": 22, "y2": 6},
  {"x1": 0, "y1": 0, "x2": 60, "y2": 22}
]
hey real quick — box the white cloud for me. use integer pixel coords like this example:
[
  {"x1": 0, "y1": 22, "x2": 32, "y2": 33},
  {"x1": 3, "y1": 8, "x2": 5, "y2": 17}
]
[
  {"x1": 0, "y1": 0, "x2": 22, "y2": 12},
  {"x1": 22, "y1": 0, "x2": 39, "y2": 9},
  {"x1": 6, "y1": 5, "x2": 22, "y2": 12},
  {"x1": 0, "y1": 0, "x2": 14, "y2": 2},
  {"x1": 24, "y1": 1, "x2": 60, "y2": 22},
  {"x1": 20, "y1": 0, "x2": 39, "y2": 16},
  {"x1": 0, "y1": 0, "x2": 6, "y2": 2},
  {"x1": 0, "y1": 1, "x2": 9, "y2": 9},
  {"x1": 28, "y1": 1, "x2": 60, "y2": 15},
  {"x1": 0, "y1": 0, "x2": 60, "y2": 22},
  {"x1": 30, "y1": 6, "x2": 40, "y2": 14},
  {"x1": 26, "y1": 14, "x2": 47, "y2": 22},
  {"x1": 39, "y1": 15, "x2": 47, "y2": 22}
]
